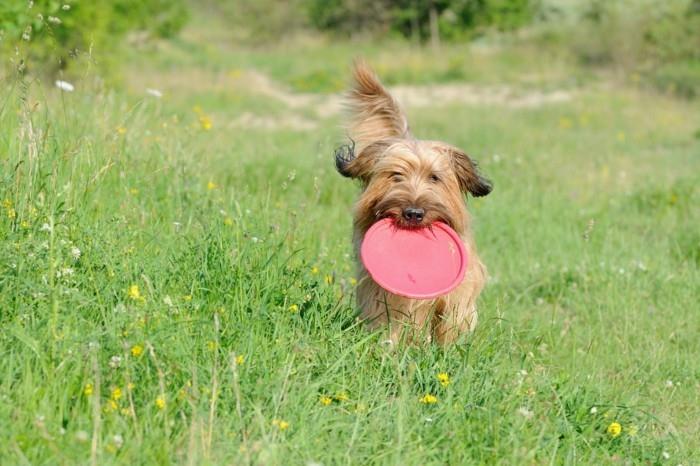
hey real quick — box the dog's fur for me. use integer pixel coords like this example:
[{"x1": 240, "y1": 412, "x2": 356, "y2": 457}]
[{"x1": 335, "y1": 61, "x2": 492, "y2": 345}]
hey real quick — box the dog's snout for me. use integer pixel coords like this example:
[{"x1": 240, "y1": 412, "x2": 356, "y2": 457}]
[{"x1": 402, "y1": 207, "x2": 425, "y2": 224}]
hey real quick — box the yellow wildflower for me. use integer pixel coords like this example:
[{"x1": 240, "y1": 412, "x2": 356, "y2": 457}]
[
  {"x1": 199, "y1": 115, "x2": 213, "y2": 131},
  {"x1": 616, "y1": 131, "x2": 626, "y2": 142},
  {"x1": 334, "y1": 392, "x2": 349, "y2": 402},
  {"x1": 272, "y1": 419, "x2": 289, "y2": 430},
  {"x1": 607, "y1": 421, "x2": 622, "y2": 438},
  {"x1": 349, "y1": 277, "x2": 357, "y2": 286},
  {"x1": 207, "y1": 340, "x2": 217, "y2": 351},
  {"x1": 155, "y1": 396, "x2": 166, "y2": 410},
  {"x1": 183, "y1": 294, "x2": 192, "y2": 302},
  {"x1": 127, "y1": 285, "x2": 143, "y2": 301},
  {"x1": 116, "y1": 126, "x2": 127, "y2": 135},
  {"x1": 1, "y1": 199, "x2": 11, "y2": 209},
  {"x1": 84, "y1": 383, "x2": 93, "y2": 396},
  {"x1": 20, "y1": 220, "x2": 30, "y2": 229},
  {"x1": 130, "y1": 344, "x2": 144, "y2": 357},
  {"x1": 419, "y1": 394, "x2": 438, "y2": 404},
  {"x1": 437, "y1": 372, "x2": 450, "y2": 388},
  {"x1": 111, "y1": 387, "x2": 122, "y2": 400},
  {"x1": 224, "y1": 217, "x2": 234, "y2": 226},
  {"x1": 7, "y1": 208, "x2": 16, "y2": 219},
  {"x1": 129, "y1": 188, "x2": 139, "y2": 195},
  {"x1": 288, "y1": 304, "x2": 299, "y2": 313},
  {"x1": 235, "y1": 355, "x2": 245, "y2": 365},
  {"x1": 207, "y1": 181, "x2": 217, "y2": 190},
  {"x1": 558, "y1": 117, "x2": 573, "y2": 129},
  {"x1": 311, "y1": 266, "x2": 319, "y2": 275},
  {"x1": 120, "y1": 407, "x2": 131, "y2": 416},
  {"x1": 319, "y1": 395, "x2": 332, "y2": 406},
  {"x1": 627, "y1": 424, "x2": 638, "y2": 437},
  {"x1": 324, "y1": 275, "x2": 333, "y2": 285},
  {"x1": 104, "y1": 399, "x2": 118, "y2": 413}
]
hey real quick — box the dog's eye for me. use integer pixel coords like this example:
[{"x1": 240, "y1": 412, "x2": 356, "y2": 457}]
[
  {"x1": 390, "y1": 172, "x2": 403, "y2": 182},
  {"x1": 429, "y1": 174, "x2": 440, "y2": 183}
]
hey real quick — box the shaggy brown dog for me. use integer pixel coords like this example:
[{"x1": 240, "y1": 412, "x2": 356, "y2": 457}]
[{"x1": 335, "y1": 62, "x2": 492, "y2": 345}]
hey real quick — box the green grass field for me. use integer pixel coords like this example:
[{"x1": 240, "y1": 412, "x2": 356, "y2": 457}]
[{"x1": 1, "y1": 14, "x2": 699, "y2": 465}]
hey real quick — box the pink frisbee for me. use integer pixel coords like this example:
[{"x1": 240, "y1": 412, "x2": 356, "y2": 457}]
[{"x1": 360, "y1": 218, "x2": 468, "y2": 299}]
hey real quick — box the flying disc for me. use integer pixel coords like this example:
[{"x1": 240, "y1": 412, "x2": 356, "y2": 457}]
[{"x1": 360, "y1": 218, "x2": 468, "y2": 299}]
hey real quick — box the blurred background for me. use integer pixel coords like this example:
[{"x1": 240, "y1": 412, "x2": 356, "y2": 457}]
[{"x1": 2, "y1": 0, "x2": 699, "y2": 98}]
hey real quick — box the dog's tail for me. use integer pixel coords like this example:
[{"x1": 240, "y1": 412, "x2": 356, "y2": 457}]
[{"x1": 345, "y1": 60, "x2": 410, "y2": 152}]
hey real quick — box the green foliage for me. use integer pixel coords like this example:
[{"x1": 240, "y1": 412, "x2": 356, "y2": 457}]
[
  {"x1": 207, "y1": 0, "x2": 308, "y2": 42},
  {"x1": 566, "y1": 0, "x2": 700, "y2": 98},
  {"x1": 0, "y1": 0, "x2": 188, "y2": 76},
  {"x1": 306, "y1": 0, "x2": 540, "y2": 40},
  {"x1": 307, "y1": 0, "x2": 392, "y2": 36}
]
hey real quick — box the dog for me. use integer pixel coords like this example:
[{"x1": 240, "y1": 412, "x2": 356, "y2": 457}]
[{"x1": 334, "y1": 61, "x2": 492, "y2": 345}]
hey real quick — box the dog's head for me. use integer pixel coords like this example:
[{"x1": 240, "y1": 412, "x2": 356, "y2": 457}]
[{"x1": 336, "y1": 61, "x2": 491, "y2": 235}]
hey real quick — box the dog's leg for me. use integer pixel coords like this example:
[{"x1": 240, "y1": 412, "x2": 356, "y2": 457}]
[{"x1": 433, "y1": 253, "x2": 486, "y2": 345}]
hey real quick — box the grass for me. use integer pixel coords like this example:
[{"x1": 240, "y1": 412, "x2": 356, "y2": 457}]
[{"x1": 1, "y1": 13, "x2": 700, "y2": 466}]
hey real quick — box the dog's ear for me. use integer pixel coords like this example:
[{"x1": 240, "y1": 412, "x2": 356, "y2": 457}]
[
  {"x1": 446, "y1": 146, "x2": 492, "y2": 197},
  {"x1": 346, "y1": 60, "x2": 410, "y2": 152},
  {"x1": 334, "y1": 139, "x2": 389, "y2": 182}
]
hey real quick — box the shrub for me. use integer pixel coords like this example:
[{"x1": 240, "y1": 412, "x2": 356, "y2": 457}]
[
  {"x1": 307, "y1": 0, "x2": 540, "y2": 40},
  {"x1": 0, "y1": 0, "x2": 188, "y2": 77}
]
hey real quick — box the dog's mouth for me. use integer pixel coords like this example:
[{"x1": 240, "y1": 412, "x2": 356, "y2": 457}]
[{"x1": 376, "y1": 209, "x2": 449, "y2": 230}]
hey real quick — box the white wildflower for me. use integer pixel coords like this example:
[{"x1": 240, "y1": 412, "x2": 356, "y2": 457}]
[
  {"x1": 517, "y1": 407, "x2": 534, "y2": 419},
  {"x1": 146, "y1": 88, "x2": 163, "y2": 98},
  {"x1": 590, "y1": 406, "x2": 598, "y2": 414},
  {"x1": 163, "y1": 295, "x2": 174, "y2": 307},
  {"x1": 665, "y1": 380, "x2": 674, "y2": 388},
  {"x1": 47, "y1": 16, "x2": 61, "y2": 24},
  {"x1": 71, "y1": 246, "x2": 81, "y2": 260},
  {"x1": 62, "y1": 4, "x2": 71, "y2": 10},
  {"x1": 662, "y1": 451, "x2": 670, "y2": 460},
  {"x1": 109, "y1": 355, "x2": 122, "y2": 369},
  {"x1": 113, "y1": 434, "x2": 124, "y2": 449},
  {"x1": 57, "y1": 267, "x2": 74, "y2": 278},
  {"x1": 55, "y1": 80, "x2": 74, "y2": 92}
]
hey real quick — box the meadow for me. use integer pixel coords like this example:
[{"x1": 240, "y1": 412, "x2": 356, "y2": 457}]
[{"x1": 1, "y1": 10, "x2": 700, "y2": 466}]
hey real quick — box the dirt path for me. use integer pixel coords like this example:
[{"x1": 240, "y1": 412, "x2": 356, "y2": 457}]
[{"x1": 129, "y1": 68, "x2": 574, "y2": 131}]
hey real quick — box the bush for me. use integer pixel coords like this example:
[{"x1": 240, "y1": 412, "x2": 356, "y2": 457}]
[
  {"x1": 307, "y1": 0, "x2": 540, "y2": 40},
  {"x1": 0, "y1": 0, "x2": 188, "y2": 77},
  {"x1": 570, "y1": 0, "x2": 700, "y2": 97},
  {"x1": 573, "y1": 0, "x2": 699, "y2": 66}
]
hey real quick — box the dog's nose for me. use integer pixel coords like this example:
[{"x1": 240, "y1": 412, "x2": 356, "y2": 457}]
[{"x1": 402, "y1": 207, "x2": 425, "y2": 224}]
